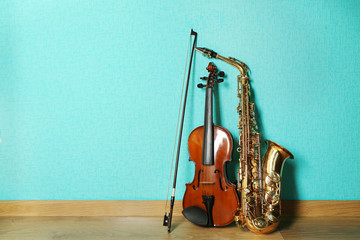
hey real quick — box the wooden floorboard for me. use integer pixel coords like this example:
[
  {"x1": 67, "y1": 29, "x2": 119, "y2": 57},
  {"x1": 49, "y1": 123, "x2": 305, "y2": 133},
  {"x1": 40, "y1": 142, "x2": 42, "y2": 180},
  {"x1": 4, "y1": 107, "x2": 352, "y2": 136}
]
[
  {"x1": 0, "y1": 200, "x2": 359, "y2": 217},
  {"x1": 279, "y1": 217, "x2": 360, "y2": 240},
  {"x1": 0, "y1": 216, "x2": 359, "y2": 240}
]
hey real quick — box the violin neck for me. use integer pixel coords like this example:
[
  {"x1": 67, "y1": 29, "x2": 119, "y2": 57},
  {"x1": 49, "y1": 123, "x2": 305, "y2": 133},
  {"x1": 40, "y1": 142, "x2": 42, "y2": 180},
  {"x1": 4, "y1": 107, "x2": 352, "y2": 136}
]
[{"x1": 202, "y1": 87, "x2": 214, "y2": 166}]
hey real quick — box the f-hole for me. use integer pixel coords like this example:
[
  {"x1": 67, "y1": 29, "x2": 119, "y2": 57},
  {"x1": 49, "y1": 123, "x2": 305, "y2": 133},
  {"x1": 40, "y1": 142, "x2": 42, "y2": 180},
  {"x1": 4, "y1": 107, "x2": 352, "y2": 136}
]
[
  {"x1": 193, "y1": 169, "x2": 204, "y2": 190},
  {"x1": 214, "y1": 170, "x2": 228, "y2": 191}
]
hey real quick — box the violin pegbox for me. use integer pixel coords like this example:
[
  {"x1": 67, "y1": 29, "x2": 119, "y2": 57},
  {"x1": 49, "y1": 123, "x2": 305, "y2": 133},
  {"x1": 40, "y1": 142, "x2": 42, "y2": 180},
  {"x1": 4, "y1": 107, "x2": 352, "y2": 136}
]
[{"x1": 197, "y1": 62, "x2": 225, "y2": 88}]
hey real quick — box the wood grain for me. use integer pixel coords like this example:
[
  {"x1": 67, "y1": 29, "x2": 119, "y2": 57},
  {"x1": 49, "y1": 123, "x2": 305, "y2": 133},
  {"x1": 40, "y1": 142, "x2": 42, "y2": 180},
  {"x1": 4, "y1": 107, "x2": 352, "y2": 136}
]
[
  {"x1": 279, "y1": 217, "x2": 360, "y2": 240},
  {"x1": 0, "y1": 216, "x2": 359, "y2": 240},
  {"x1": 0, "y1": 216, "x2": 285, "y2": 240},
  {"x1": 0, "y1": 200, "x2": 359, "y2": 217}
]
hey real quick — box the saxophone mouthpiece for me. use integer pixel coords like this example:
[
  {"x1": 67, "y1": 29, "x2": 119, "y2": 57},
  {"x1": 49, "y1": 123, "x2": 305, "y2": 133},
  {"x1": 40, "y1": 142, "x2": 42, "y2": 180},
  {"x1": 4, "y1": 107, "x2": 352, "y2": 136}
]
[{"x1": 195, "y1": 47, "x2": 218, "y2": 58}]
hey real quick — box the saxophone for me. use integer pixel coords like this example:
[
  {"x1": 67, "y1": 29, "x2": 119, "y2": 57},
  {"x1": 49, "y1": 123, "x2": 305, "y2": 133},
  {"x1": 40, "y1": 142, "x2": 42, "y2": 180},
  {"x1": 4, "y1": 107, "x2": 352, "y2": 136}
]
[{"x1": 195, "y1": 47, "x2": 294, "y2": 234}]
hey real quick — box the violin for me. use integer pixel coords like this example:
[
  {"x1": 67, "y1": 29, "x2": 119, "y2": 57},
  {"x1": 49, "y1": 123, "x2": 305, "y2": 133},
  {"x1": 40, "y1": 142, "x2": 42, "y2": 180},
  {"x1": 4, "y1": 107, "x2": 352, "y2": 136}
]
[{"x1": 182, "y1": 62, "x2": 239, "y2": 227}]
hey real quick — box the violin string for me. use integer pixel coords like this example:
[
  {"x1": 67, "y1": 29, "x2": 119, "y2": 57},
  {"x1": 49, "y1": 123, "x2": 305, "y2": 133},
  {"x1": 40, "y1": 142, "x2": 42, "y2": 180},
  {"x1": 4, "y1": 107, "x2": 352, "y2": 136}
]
[
  {"x1": 164, "y1": 35, "x2": 191, "y2": 212},
  {"x1": 208, "y1": 74, "x2": 214, "y2": 197},
  {"x1": 202, "y1": 75, "x2": 211, "y2": 195},
  {"x1": 207, "y1": 73, "x2": 214, "y2": 197},
  {"x1": 199, "y1": 111, "x2": 206, "y2": 195},
  {"x1": 202, "y1": 75, "x2": 210, "y2": 197}
]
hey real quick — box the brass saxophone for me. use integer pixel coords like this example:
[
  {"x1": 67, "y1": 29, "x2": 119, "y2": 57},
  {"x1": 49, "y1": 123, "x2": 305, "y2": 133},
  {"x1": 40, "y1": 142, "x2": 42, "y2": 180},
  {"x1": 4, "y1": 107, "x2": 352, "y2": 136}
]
[{"x1": 195, "y1": 47, "x2": 294, "y2": 234}]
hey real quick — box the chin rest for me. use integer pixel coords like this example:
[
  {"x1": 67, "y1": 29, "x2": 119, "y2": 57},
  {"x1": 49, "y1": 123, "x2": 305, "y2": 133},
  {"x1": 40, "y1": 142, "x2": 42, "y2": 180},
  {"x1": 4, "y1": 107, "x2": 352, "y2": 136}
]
[{"x1": 182, "y1": 206, "x2": 208, "y2": 226}]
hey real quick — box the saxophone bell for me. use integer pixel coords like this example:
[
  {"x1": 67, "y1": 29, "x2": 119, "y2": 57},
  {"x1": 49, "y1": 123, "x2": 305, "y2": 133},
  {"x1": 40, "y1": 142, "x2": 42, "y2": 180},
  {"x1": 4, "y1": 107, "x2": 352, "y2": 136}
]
[{"x1": 247, "y1": 140, "x2": 293, "y2": 233}]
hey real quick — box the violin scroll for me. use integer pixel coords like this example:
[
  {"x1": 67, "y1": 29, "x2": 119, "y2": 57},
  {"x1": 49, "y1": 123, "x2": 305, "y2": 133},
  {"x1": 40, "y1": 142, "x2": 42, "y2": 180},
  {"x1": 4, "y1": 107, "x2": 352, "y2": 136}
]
[{"x1": 198, "y1": 62, "x2": 225, "y2": 89}]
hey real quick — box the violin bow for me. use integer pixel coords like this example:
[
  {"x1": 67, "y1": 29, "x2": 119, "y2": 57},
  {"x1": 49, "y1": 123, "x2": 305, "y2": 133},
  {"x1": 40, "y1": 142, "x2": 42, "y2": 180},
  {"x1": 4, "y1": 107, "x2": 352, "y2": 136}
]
[{"x1": 163, "y1": 29, "x2": 197, "y2": 233}]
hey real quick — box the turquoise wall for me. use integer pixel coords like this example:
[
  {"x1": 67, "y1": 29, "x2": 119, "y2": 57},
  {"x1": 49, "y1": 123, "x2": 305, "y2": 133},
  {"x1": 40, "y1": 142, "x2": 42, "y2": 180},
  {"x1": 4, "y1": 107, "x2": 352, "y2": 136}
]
[{"x1": 0, "y1": 0, "x2": 359, "y2": 200}]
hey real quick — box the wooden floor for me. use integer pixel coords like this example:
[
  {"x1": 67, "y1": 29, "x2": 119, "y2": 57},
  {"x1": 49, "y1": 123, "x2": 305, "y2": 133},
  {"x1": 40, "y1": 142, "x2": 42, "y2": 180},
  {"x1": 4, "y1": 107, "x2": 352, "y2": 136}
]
[{"x1": 0, "y1": 216, "x2": 359, "y2": 240}]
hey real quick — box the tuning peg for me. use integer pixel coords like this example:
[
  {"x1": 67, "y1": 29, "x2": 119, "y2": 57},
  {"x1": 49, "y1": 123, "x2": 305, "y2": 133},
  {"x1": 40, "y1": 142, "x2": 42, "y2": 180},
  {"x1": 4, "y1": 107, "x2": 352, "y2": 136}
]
[
  {"x1": 216, "y1": 79, "x2": 224, "y2": 83},
  {"x1": 200, "y1": 76, "x2": 208, "y2": 80},
  {"x1": 217, "y1": 71, "x2": 225, "y2": 77},
  {"x1": 197, "y1": 83, "x2": 206, "y2": 88}
]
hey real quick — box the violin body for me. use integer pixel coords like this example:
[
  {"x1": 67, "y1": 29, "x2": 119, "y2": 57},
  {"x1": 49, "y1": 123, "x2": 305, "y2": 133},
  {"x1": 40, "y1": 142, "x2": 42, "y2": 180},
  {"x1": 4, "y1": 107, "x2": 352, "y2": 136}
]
[
  {"x1": 183, "y1": 125, "x2": 238, "y2": 226},
  {"x1": 182, "y1": 62, "x2": 239, "y2": 227}
]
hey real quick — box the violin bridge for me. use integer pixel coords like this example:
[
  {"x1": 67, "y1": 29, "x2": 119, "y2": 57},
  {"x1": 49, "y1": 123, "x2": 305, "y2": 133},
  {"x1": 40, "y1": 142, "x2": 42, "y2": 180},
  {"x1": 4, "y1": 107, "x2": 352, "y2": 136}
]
[{"x1": 200, "y1": 181, "x2": 215, "y2": 185}]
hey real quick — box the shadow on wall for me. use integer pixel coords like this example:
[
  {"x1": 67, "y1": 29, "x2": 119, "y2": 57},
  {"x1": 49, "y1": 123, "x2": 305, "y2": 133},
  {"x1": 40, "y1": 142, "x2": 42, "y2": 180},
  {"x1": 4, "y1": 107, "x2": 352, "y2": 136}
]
[
  {"x1": 282, "y1": 160, "x2": 298, "y2": 200},
  {"x1": 279, "y1": 157, "x2": 299, "y2": 230}
]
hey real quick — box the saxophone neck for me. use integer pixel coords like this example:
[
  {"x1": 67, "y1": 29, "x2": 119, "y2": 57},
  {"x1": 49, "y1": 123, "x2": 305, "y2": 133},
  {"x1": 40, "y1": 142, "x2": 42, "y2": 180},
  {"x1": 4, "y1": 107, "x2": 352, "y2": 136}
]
[
  {"x1": 195, "y1": 47, "x2": 250, "y2": 77},
  {"x1": 217, "y1": 55, "x2": 250, "y2": 78}
]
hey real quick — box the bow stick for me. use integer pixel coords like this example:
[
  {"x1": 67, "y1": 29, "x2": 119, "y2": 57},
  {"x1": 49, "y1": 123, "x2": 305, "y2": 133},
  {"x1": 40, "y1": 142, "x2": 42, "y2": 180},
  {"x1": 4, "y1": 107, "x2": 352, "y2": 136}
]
[{"x1": 163, "y1": 29, "x2": 197, "y2": 233}]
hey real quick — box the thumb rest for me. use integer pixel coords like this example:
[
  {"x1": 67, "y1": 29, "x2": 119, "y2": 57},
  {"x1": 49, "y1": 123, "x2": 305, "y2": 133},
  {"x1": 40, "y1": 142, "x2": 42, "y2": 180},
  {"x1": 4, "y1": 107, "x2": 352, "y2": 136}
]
[{"x1": 195, "y1": 47, "x2": 294, "y2": 234}]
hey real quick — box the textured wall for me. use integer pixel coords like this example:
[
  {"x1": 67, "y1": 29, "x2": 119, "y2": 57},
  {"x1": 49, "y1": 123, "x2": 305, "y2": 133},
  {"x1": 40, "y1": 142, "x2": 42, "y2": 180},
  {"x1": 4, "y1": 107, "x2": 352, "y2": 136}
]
[{"x1": 0, "y1": 0, "x2": 359, "y2": 200}]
